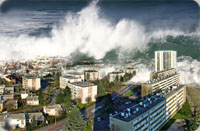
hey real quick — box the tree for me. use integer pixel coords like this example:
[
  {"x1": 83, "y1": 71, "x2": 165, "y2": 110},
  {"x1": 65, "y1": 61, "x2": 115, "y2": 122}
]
[
  {"x1": 55, "y1": 93, "x2": 64, "y2": 104},
  {"x1": 65, "y1": 107, "x2": 87, "y2": 131},
  {"x1": 38, "y1": 89, "x2": 44, "y2": 104},
  {"x1": 30, "y1": 116, "x2": 37, "y2": 129},
  {"x1": 54, "y1": 72, "x2": 60, "y2": 88}
]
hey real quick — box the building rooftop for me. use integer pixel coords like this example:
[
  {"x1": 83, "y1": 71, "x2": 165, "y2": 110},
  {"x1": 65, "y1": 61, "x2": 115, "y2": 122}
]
[
  {"x1": 84, "y1": 70, "x2": 98, "y2": 73},
  {"x1": 112, "y1": 95, "x2": 165, "y2": 122},
  {"x1": 67, "y1": 72, "x2": 83, "y2": 75},
  {"x1": 7, "y1": 113, "x2": 25, "y2": 120},
  {"x1": 61, "y1": 75, "x2": 79, "y2": 79},
  {"x1": 28, "y1": 112, "x2": 44, "y2": 120},
  {"x1": 109, "y1": 71, "x2": 124, "y2": 75},
  {"x1": 44, "y1": 104, "x2": 63, "y2": 110},
  {"x1": 23, "y1": 74, "x2": 39, "y2": 79},
  {"x1": 26, "y1": 96, "x2": 39, "y2": 101},
  {"x1": 5, "y1": 100, "x2": 17, "y2": 105},
  {"x1": 145, "y1": 72, "x2": 178, "y2": 84},
  {"x1": 157, "y1": 85, "x2": 185, "y2": 98},
  {"x1": 152, "y1": 68, "x2": 176, "y2": 74},
  {"x1": 70, "y1": 81, "x2": 95, "y2": 87}
]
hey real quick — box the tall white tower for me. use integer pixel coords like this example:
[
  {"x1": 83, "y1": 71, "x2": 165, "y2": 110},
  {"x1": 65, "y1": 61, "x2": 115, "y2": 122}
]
[{"x1": 155, "y1": 50, "x2": 177, "y2": 72}]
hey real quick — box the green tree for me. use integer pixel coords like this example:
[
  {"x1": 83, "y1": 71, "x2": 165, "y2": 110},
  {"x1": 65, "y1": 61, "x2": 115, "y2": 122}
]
[
  {"x1": 38, "y1": 89, "x2": 44, "y2": 104},
  {"x1": 31, "y1": 116, "x2": 37, "y2": 129},
  {"x1": 65, "y1": 107, "x2": 87, "y2": 131},
  {"x1": 55, "y1": 93, "x2": 64, "y2": 104},
  {"x1": 54, "y1": 72, "x2": 60, "y2": 88},
  {"x1": 179, "y1": 99, "x2": 192, "y2": 117}
]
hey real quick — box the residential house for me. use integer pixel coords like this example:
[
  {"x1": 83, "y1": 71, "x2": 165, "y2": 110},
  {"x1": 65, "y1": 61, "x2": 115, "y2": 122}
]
[
  {"x1": 43, "y1": 104, "x2": 63, "y2": 116},
  {"x1": 4, "y1": 100, "x2": 18, "y2": 110},
  {"x1": 26, "y1": 96, "x2": 39, "y2": 106}
]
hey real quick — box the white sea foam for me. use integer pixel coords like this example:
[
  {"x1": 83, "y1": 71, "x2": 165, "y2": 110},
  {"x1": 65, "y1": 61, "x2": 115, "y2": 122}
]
[{"x1": 0, "y1": 1, "x2": 189, "y2": 60}]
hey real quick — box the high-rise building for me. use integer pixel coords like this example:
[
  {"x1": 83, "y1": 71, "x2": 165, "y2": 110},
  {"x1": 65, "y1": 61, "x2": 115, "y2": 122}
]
[{"x1": 155, "y1": 51, "x2": 177, "y2": 72}]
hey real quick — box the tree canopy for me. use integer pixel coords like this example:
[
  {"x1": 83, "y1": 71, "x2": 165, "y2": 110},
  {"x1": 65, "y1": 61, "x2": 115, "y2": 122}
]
[{"x1": 65, "y1": 107, "x2": 86, "y2": 131}]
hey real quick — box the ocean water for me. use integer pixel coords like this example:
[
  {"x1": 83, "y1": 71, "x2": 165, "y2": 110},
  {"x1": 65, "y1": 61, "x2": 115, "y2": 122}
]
[{"x1": 0, "y1": 0, "x2": 199, "y2": 58}]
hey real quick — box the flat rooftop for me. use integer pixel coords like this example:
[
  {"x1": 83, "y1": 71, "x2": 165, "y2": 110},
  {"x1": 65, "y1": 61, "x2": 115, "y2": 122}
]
[
  {"x1": 158, "y1": 85, "x2": 185, "y2": 98},
  {"x1": 70, "y1": 81, "x2": 95, "y2": 87},
  {"x1": 62, "y1": 75, "x2": 79, "y2": 79},
  {"x1": 67, "y1": 72, "x2": 83, "y2": 75},
  {"x1": 84, "y1": 70, "x2": 98, "y2": 72},
  {"x1": 109, "y1": 71, "x2": 124, "y2": 74},
  {"x1": 112, "y1": 95, "x2": 165, "y2": 122},
  {"x1": 144, "y1": 72, "x2": 178, "y2": 84}
]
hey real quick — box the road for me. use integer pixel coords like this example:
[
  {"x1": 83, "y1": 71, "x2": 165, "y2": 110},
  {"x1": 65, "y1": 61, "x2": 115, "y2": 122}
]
[{"x1": 35, "y1": 118, "x2": 67, "y2": 131}]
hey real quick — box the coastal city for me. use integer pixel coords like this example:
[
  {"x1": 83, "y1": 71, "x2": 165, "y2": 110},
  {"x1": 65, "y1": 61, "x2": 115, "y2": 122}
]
[{"x1": 0, "y1": 50, "x2": 198, "y2": 131}]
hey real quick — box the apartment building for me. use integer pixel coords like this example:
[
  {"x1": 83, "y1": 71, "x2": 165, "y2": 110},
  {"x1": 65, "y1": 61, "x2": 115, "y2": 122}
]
[
  {"x1": 66, "y1": 72, "x2": 84, "y2": 81},
  {"x1": 68, "y1": 82, "x2": 97, "y2": 104},
  {"x1": 155, "y1": 50, "x2": 176, "y2": 72},
  {"x1": 123, "y1": 68, "x2": 138, "y2": 75},
  {"x1": 60, "y1": 76, "x2": 82, "y2": 89},
  {"x1": 84, "y1": 70, "x2": 99, "y2": 81},
  {"x1": 22, "y1": 75, "x2": 41, "y2": 91},
  {"x1": 141, "y1": 72, "x2": 179, "y2": 97},
  {"x1": 110, "y1": 95, "x2": 166, "y2": 131},
  {"x1": 150, "y1": 68, "x2": 176, "y2": 81},
  {"x1": 110, "y1": 85, "x2": 186, "y2": 131},
  {"x1": 108, "y1": 71, "x2": 125, "y2": 83},
  {"x1": 162, "y1": 85, "x2": 186, "y2": 121}
]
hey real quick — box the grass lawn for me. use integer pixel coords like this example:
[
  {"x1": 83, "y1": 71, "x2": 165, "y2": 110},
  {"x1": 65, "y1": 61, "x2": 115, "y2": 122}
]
[
  {"x1": 124, "y1": 90, "x2": 134, "y2": 97},
  {"x1": 173, "y1": 113, "x2": 187, "y2": 119}
]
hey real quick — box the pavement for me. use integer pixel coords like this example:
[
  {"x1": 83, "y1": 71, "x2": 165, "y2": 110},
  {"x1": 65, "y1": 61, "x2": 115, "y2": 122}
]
[
  {"x1": 168, "y1": 119, "x2": 185, "y2": 131},
  {"x1": 35, "y1": 118, "x2": 67, "y2": 131}
]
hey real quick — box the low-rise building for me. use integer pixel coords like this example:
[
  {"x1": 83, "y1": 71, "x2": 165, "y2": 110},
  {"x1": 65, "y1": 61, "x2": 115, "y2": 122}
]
[
  {"x1": 43, "y1": 104, "x2": 63, "y2": 116},
  {"x1": 4, "y1": 100, "x2": 18, "y2": 110},
  {"x1": 6, "y1": 113, "x2": 26, "y2": 129},
  {"x1": 60, "y1": 76, "x2": 82, "y2": 89},
  {"x1": 0, "y1": 100, "x2": 3, "y2": 111},
  {"x1": 20, "y1": 91, "x2": 29, "y2": 99},
  {"x1": 2, "y1": 94, "x2": 14, "y2": 100},
  {"x1": 68, "y1": 81, "x2": 97, "y2": 104},
  {"x1": 4, "y1": 87, "x2": 14, "y2": 94},
  {"x1": 22, "y1": 75, "x2": 41, "y2": 91},
  {"x1": 0, "y1": 85, "x2": 5, "y2": 95},
  {"x1": 84, "y1": 70, "x2": 99, "y2": 81},
  {"x1": 123, "y1": 68, "x2": 138, "y2": 75},
  {"x1": 26, "y1": 112, "x2": 44, "y2": 123},
  {"x1": 108, "y1": 71, "x2": 125, "y2": 83},
  {"x1": 26, "y1": 96, "x2": 39, "y2": 106}
]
